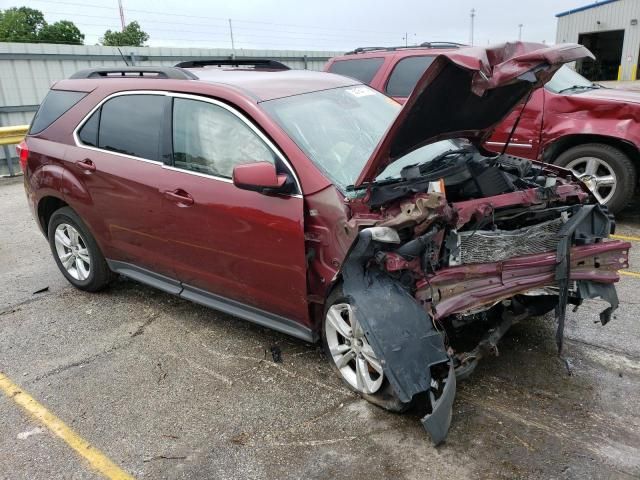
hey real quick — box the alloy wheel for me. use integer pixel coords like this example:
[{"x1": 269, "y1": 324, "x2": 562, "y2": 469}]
[
  {"x1": 565, "y1": 156, "x2": 617, "y2": 205},
  {"x1": 54, "y1": 223, "x2": 91, "y2": 281},
  {"x1": 325, "y1": 303, "x2": 384, "y2": 394}
]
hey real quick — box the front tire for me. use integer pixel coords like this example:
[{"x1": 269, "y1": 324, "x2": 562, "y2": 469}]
[
  {"x1": 321, "y1": 285, "x2": 410, "y2": 412},
  {"x1": 48, "y1": 207, "x2": 112, "y2": 292},
  {"x1": 553, "y1": 143, "x2": 636, "y2": 214}
]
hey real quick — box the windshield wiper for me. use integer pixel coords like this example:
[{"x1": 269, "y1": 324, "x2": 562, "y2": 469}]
[{"x1": 557, "y1": 84, "x2": 598, "y2": 94}]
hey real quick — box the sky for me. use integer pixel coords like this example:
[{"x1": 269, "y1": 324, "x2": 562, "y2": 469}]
[{"x1": 4, "y1": 0, "x2": 594, "y2": 51}]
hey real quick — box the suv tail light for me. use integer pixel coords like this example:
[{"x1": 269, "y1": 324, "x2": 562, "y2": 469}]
[{"x1": 16, "y1": 140, "x2": 29, "y2": 173}]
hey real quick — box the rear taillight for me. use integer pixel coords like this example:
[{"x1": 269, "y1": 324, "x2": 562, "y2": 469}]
[{"x1": 16, "y1": 140, "x2": 29, "y2": 173}]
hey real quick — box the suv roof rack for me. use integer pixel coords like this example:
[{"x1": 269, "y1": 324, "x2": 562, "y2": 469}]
[
  {"x1": 69, "y1": 66, "x2": 197, "y2": 80},
  {"x1": 174, "y1": 59, "x2": 290, "y2": 70},
  {"x1": 345, "y1": 42, "x2": 465, "y2": 55}
]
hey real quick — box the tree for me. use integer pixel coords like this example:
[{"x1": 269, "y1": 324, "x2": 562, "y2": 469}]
[
  {"x1": 101, "y1": 21, "x2": 149, "y2": 47},
  {"x1": 39, "y1": 20, "x2": 84, "y2": 45},
  {"x1": 0, "y1": 7, "x2": 46, "y2": 42},
  {"x1": 0, "y1": 7, "x2": 85, "y2": 44}
]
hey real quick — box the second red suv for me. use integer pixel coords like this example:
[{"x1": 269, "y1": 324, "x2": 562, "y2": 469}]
[
  {"x1": 326, "y1": 42, "x2": 640, "y2": 213},
  {"x1": 20, "y1": 46, "x2": 629, "y2": 444}
]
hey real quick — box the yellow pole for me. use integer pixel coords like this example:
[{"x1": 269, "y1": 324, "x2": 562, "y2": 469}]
[
  {"x1": 617, "y1": 65, "x2": 623, "y2": 81},
  {"x1": 633, "y1": 64, "x2": 638, "y2": 81}
]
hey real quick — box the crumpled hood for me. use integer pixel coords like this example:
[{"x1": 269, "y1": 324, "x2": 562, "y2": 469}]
[{"x1": 355, "y1": 42, "x2": 594, "y2": 186}]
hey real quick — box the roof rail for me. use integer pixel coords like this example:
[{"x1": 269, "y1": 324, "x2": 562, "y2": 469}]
[
  {"x1": 345, "y1": 42, "x2": 466, "y2": 55},
  {"x1": 174, "y1": 59, "x2": 290, "y2": 70},
  {"x1": 419, "y1": 41, "x2": 466, "y2": 48},
  {"x1": 69, "y1": 66, "x2": 197, "y2": 80}
]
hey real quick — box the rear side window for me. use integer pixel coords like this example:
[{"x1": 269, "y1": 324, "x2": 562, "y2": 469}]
[
  {"x1": 328, "y1": 58, "x2": 384, "y2": 85},
  {"x1": 386, "y1": 56, "x2": 435, "y2": 97},
  {"x1": 78, "y1": 110, "x2": 99, "y2": 147},
  {"x1": 30, "y1": 90, "x2": 87, "y2": 134},
  {"x1": 97, "y1": 95, "x2": 165, "y2": 161}
]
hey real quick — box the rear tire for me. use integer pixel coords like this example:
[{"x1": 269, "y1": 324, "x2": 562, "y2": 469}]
[
  {"x1": 553, "y1": 143, "x2": 636, "y2": 214},
  {"x1": 321, "y1": 284, "x2": 411, "y2": 412},
  {"x1": 48, "y1": 207, "x2": 112, "y2": 292}
]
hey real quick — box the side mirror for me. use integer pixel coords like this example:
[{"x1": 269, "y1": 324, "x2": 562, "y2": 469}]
[{"x1": 232, "y1": 161, "x2": 292, "y2": 194}]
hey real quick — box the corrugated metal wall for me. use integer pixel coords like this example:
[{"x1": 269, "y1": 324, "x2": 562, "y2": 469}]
[
  {"x1": 556, "y1": 0, "x2": 640, "y2": 80},
  {"x1": 0, "y1": 42, "x2": 343, "y2": 173}
]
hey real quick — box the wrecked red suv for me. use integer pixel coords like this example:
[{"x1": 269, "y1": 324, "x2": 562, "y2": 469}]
[{"x1": 21, "y1": 44, "x2": 630, "y2": 444}]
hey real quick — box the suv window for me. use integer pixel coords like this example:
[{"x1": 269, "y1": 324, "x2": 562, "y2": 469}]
[
  {"x1": 327, "y1": 58, "x2": 384, "y2": 84},
  {"x1": 78, "y1": 110, "x2": 99, "y2": 147},
  {"x1": 386, "y1": 56, "x2": 435, "y2": 97},
  {"x1": 30, "y1": 90, "x2": 87, "y2": 135},
  {"x1": 172, "y1": 97, "x2": 276, "y2": 178},
  {"x1": 97, "y1": 94, "x2": 165, "y2": 161}
]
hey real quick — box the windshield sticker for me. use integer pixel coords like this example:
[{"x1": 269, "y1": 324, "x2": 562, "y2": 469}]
[{"x1": 345, "y1": 87, "x2": 375, "y2": 97}]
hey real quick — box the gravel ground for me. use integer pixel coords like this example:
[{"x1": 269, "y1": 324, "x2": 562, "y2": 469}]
[{"x1": 1, "y1": 177, "x2": 639, "y2": 479}]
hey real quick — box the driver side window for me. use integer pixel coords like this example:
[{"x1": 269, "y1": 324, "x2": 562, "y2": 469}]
[{"x1": 172, "y1": 97, "x2": 276, "y2": 178}]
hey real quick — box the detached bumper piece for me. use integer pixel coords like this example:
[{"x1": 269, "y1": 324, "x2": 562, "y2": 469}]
[
  {"x1": 554, "y1": 204, "x2": 619, "y2": 353},
  {"x1": 342, "y1": 229, "x2": 454, "y2": 443},
  {"x1": 421, "y1": 361, "x2": 456, "y2": 446}
]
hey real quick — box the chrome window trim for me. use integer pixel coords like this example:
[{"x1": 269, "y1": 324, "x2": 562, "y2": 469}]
[
  {"x1": 72, "y1": 90, "x2": 302, "y2": 195},
  {"x1": 485, "y1": 141, "x2": 533, "y2": 149}
]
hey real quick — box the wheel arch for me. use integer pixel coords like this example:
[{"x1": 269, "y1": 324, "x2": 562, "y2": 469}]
[
  {"x1": 542, "y1": 134, "x2": 640, "y2": 183},
  {"x1": 37, "y1": 195, "x2": 69, "y2": 236}
]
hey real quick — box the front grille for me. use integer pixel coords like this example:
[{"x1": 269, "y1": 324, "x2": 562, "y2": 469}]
[{"x1": 455, "y1": 217, "x2": 564, "y2": 265}]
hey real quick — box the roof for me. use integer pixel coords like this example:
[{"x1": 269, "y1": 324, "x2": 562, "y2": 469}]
[
  {"x1": 556, "y1": 0, "x2": 619, "y2": 18},
  {"x1": 184, "y1": 68, "x2": 360, "y2": 102}
]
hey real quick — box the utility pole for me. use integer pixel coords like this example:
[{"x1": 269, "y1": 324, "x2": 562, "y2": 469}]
[
  {"x1": 518, "y1": 23, "x2": 523, "y2": 41},
  {"x1": 228, "y1": 18, "x2": 236, "y2": 56},
  {"x1": 118, "y1": 0, "x2": 126, "y2": 31},
  {"x1": 470, "y1": 8, "x2": 475, "y2": 46},
  {"x1": 402, "y1": 32, "x2": 416, "y2": 47}
]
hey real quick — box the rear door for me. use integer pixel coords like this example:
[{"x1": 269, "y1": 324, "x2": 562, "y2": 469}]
[
  {"x1": 158, "y1": 94, "x2": 309, "y2": 325},
  {"x1": 64, "y1": 92, "x2": 178, "y2": 283},
  {"x1": 483, "y1": 88, "x2": 544, "y2": 159}
]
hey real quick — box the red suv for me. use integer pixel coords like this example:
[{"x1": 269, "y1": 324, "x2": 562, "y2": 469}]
[
  {"x1": 326, "y1": 43, "x2": 640, "y2": 213},
  {"x1": 20, "y1": 46, "x2": 630, "y2": 444}
]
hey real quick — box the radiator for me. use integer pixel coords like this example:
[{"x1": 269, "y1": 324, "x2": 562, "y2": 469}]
[{"x1": 452, "y1": 217, "x2": 565, "y2": 265}]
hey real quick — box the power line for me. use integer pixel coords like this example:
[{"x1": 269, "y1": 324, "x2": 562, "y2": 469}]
[
  {"x1": 36, "y1": 9, "x2": 413, "y2": 44},
  {"x1": 28, "y1": 0, "x2": 409, "y2": 36}
]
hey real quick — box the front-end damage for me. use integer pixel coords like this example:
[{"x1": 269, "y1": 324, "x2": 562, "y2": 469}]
[
  {"x1": 303, "y1": 42, "x2": 629, "y2": 444},
  {"x1": 306, "y1": 152, "x2": 630, "y2": 445}
]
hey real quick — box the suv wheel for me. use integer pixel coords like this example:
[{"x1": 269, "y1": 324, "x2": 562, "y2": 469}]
[
  {"x1": 322, "y1": 285, "x2": 410, "y2": 412},
  {"x1": 48, "y1": 207, "x2": 112, "y2": 292},
  {"x1": 553, "y1": 143, "x2": 636, "y2": 213}
]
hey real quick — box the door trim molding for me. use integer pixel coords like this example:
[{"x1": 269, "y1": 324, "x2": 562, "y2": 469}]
[{"x1": 107, "y1": 260, "x2": 316, "y2": 343}]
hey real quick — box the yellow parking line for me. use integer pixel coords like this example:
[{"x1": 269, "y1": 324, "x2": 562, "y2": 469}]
[
  {"x1": 0, "y1": 372, "x2": 134, "y2": 480},
  {"x1": 611, "y1": 233, "x2": 640, "y2": 242},
  {"x1": 620, "y1": 270, "x2": 640, "y2": 279}
]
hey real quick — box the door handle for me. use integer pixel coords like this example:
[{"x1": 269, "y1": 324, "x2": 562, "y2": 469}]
[
  {"x1": 164, "y1": 189, "x2": 194, "y2": 206},
  {"x1": 76, "y1": 158, "x2": 96, "y2": 172}
]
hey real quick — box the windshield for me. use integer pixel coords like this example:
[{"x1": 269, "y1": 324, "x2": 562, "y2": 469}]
[
  {"x1": 545, "y1": 65, "x2": 595, "y2": 94},
  {"x1": 261, "y1": 85, "x2": 458, "y2": 190}
]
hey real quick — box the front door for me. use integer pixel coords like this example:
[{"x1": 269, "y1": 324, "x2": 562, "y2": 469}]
[{"x1": 159, "y1": 94, "x2": 309, "y2": 326}]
